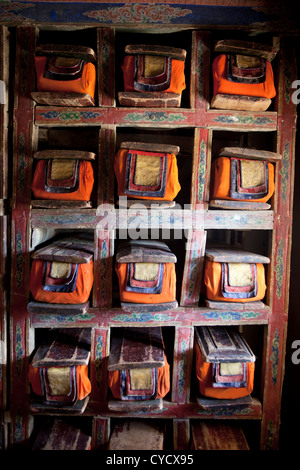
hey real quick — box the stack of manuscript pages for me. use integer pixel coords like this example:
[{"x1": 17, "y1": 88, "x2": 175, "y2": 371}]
[
  {"x1": 32, "y1": 419, "x2": 92, "y2": 450},
  {"x1": 211, "y1": 40, "x2": 278, "y2": 111},
  {"x1": 115, "y1": 240, "x2": 178, "y2": 313},
  {"x1": 209, "y1": 147, "x2": 281, "y2": 211},
  {"x1": 107, "y1": 327, "x2": 170, "y2": 412},
  {"x1": 195, "y1": 326, "x2": 256, "y2": 407},
  {"x1": 191, "y1": 421, "x2": 249, "y2": 450},
  {"x1": 119, "y1": 44, "x2": 186, "y2": 107},
  {"x1": 31, "y1": 44, "x2": 97, "y2": 106},
  {"x1": 28, "y1": 233, "x2": 94, "y2": 315},
  {"x1": 29, "y1": 328, "x2": 91, "y2": 413},
  {"x1": 114, "y1": 141, "x2": 181, "y2": 208},
  {"x1": 31, "y1": 149, "x2": 95, "y2": 209},
  {"x1": 203, "y1": 247, "x2": 270, "y2": 309},
  {"x1": 107, "y1": 420, "x2": 165, "y2": 450}
]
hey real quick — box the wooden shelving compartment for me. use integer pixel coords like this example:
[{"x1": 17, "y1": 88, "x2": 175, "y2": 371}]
[{"x1": 4, "y1": 18, "x2": 297, "y2": 451}]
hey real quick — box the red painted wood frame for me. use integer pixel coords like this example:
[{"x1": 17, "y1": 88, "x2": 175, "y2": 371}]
[{"x1": 7, "y1": 24, "x2": 297, "y2": 451}]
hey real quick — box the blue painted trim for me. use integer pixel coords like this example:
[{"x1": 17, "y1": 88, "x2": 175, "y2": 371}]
[{"x1": 0, "y1": 2, "x2": 271, "y2": 26}]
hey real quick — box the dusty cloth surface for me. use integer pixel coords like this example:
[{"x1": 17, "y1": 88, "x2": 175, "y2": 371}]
[
  {"x1": 228, "y1": 263, "x2": 253, "y2": 287},
  {"x1": 130, "y1": 368, "x2": 153, "y2": 390},
  {"x1": 50, "y1": 262, "x2": 72, "y2": 279},
  {"x1": 220, "y1": 362, "x2": 243, "y2": 376},
  {"x1": 50, "y1": 159, "x2": 75, "y2": 181},
  {"x1": 134, "y1": 155, "x2": 161, "y2": 186},
  {"x1": 134, "y1": 263, "x2": 159, "y2": 281},
  {"x1": 240, "y1": 160, "x2": 265, "y2": 189},
  {"x1": 47, "y1": 366, "x2": 71, "y2": 396},
  {"x1": 236, "y1": 54, "x2": 261, "y2": 68},
  {"x1": 144, "y1": 55, "x2": 165, "y2": 77}
]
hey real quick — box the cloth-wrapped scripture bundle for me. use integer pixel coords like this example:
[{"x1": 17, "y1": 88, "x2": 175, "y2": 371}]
[
  {"x1": 29, "y1": 329, "x2": 91, "y2": 411},
  {"x1": 108, "y1": 353, "x2": 170, "y2": 401},
  {"x1": 203, "y1": 247, "x2": 269, "y2": 303},
  {"x1": 210, "y1": 156, "x2": 275, "y2": 204},
  {"x1": 211, "y1": 40, "x2": 278, "y2": 111},
  {"x1": 29, "y1": 235, "x2": 94, "y2": 304},
  {"x1": 114, "y1": 142, "x2": 181, "y2": 202},
  {"x1": 31, "y1": 150, "x2": 95, "y2": 202},
  {"x1": 107, "y1": 328, "x2": 170, "y2": 410},
  {"x1": 212, "y1": 54, "x2": 276, "y2": 99},
  {"x1": 115, "y1": 241, "x2": 177, "y2": 309},
  {"x1": 119, "y1": 45, "x2": 186, "y2": 107},
  {"x1": 34, "y1": 44, "x2": 96, "y2": 100},
  {"x1": 195, "y1": 326, "x2": 256, "y2": 400}
]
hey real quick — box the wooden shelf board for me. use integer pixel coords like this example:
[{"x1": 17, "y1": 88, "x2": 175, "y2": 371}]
[
  {"x1": 29, "y1": 305, "x2": 270, "y2": 328},
  {"x1": 30, "y1": 208, "x2": 274, "y2": 231},
  {"x1": 34, "y1": 105, "x2": 278, "y2": 132},
  {"x1": 29, "y1": 398, "x2": 262, "y2": 420}
]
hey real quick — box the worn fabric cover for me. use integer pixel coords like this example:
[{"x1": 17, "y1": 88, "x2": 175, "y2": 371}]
[
  {"x1": 115, "y1": 261, "x2": 176, "y2": 304},
  {"x1": 108, "y1": 353, "x2": 170, "y2": 400},
  {"x1": 122, "y1": 54, "x2": 186, "y2": 95},
  {"x1": 212, "y1": 54, "x2": 276, "y2": 99},
  {"x1": 114, "y1": 148, "x2": 181, "y2": 201},
  {"x1": 35, "y1": 56, "x2": 96, "y2": 98},
  {"x1": 204, "y1": 260, "x2": 266, "y2": 302},
  {"x1": 28, "y1": 364, "x2": 91, "y2": 401},
  {"x1": 210, "y1": 157, "x2": 275, "y2": 203},
  {"x1": 194, "y1": 343, "x2": 255, "y2": 399},
  {"x1": 31, "y1": 159, "x2": 94, "y2": 201},
  {"x1": 29, "y1": 259, "x2": 94, "y2": 304}
]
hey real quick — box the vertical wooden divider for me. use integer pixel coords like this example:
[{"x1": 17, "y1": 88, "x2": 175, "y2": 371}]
[
  {"x1": 92, "y1": 416, "x2": 110, "y2": 450},
  {"x1": 0, "y1": 26, "x2": 9, "y2": 202},
  {"x1": 0, "y1": 28, "x2": 9, "y2": 445},
  {"x1": 260, "y1": 36, "x2": 297, "y2": 450},
  {"x1": 97, "y1": 27, "x2": 116, "y2": 108},
  {"x1": 93, "y1": 125, "x2": 116, "y2": 308},
  {"x1": 180, "y1": 229, "x2": 206, "y2": 307},
  {"x1": 172, "y1": 326, "x2": 194, "y2": 404},
  {"x1": 173, "y1": 419, "x2": 190, "y2": 450},
  {"x1": 10, "y1": 26, "x2": 37, "y2": 446},
  {"x1": 190, "y1": 30, "x2": 210, "y2": 111},
  {"x1": 91, "y1": 27, "x2": 116, "y2": 448}
]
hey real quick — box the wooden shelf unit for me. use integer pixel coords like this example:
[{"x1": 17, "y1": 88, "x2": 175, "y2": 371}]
[{"x1": 2, "y1": 20, "x2": 297, "y2": 450}]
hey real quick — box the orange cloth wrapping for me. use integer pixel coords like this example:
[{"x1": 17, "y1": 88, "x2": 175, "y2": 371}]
[
  {"x1": 28, "y1": 364, "x2": 91, "y2": 401},
  {"x1": 122, "y1": 55, "x2": 186, "y2": 95},
  {"x1": 108, "y1": 353, "x2": 170, "y2": 400},
  {"x1": 115, "y1": 262, "x2": 176, "y2": 304},
  {"x1": 212, "y1": 54, "x2": 276, "y2": 99},
  {"x1": 195, "y1": 343, "x2": 255, "y2": 399},
  {"x1": 210, "y1": 157, "x2": 275, "y2": 203},
  {"x1": 204, "y1": 260, "x2": 266, "y2": 302},
  {"x1": 114, "y1": 149, "x2": 181, "y2": 201},
  {"x1": 35, "y1": 56, "x2": 96, "y2": 98},
  {"x1": 31, "y1": 159, "x2": 94, "y2": 201},
  {"x1": 29, "y1": 259, "x2": 94, "y2": 304}
]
